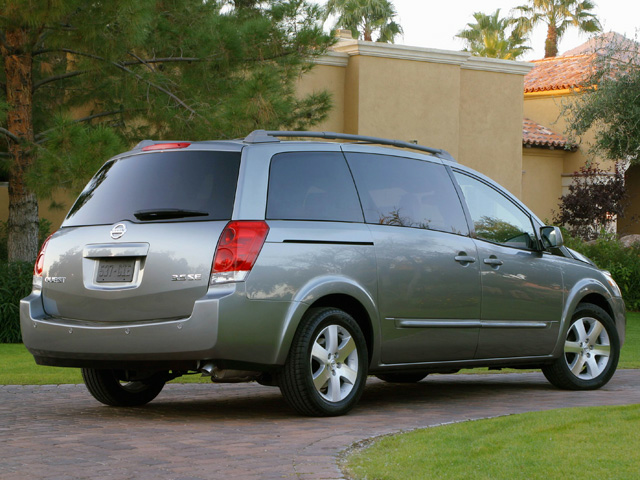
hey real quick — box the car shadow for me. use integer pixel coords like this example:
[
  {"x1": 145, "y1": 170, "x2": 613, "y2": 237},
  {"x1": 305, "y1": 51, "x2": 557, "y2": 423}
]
[{"x1": 65, "y1": 372, "x2": 556, "y2": 422}]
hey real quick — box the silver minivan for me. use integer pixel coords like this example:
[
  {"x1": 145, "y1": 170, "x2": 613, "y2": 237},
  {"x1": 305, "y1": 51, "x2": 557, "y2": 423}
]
[{"x1": 21, "y1": 130, "x2": 625, "y2": 416}]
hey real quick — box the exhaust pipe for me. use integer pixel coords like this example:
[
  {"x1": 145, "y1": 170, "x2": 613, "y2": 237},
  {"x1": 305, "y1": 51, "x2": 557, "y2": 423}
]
[{"x1": 199, "y1": 362, "x2": 259, "y2": 383}]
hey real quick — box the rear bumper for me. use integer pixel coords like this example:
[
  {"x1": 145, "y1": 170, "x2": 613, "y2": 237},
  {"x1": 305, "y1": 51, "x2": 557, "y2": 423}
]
[{"x1": 20, "y1": 283, "x2": 294, "y2": 370}]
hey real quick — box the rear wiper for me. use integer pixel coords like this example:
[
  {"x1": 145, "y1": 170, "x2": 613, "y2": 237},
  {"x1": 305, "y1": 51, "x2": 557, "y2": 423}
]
[{"x1": 133, "y1": 209, "x2": 209, "y2": 221}]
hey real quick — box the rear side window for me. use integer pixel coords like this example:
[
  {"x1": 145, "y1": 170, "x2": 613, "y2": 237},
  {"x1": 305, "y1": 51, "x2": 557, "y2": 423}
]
[
  {"x1": 266, "y1": 152, "x2": 364, "y2": 222},
  {"x1": 345, "y1": 152, "x2": 469, "y2": 235},
  {"x1": 64, "y1": 151, "x2": 241, "y2": 226}
]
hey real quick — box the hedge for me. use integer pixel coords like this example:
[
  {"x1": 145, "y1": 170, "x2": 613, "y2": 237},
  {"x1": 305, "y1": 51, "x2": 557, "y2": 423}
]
[
  {"x1": 566, "y1": 235, "x2": 640, "y2": 312},
  {"x1": 0, "y1": 262, "x2": 33, "y2": 343},
  {"x1": 0, "y1": 219, "x2": 51, "y2": 343}
]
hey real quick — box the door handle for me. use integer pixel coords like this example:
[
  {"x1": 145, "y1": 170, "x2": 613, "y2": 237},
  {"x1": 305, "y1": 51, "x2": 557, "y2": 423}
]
[
  {"x1": 483, "y1": 258, "x2": 504, "y2": 266},
  {"x1": 455, "y1": 255, "x2": 476, "y2": 264}
]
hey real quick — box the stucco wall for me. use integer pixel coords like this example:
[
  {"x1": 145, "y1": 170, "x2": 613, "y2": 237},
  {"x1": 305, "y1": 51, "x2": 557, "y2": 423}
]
[
  {"x1": 296, "y1": 56, "x2": 347, "y2": 133},
  {"x1": 344, "y1": 55, "x2": 463, "y2": 158},
  {"x1": 459, "y1": 68, "x2": 525, "y2": 198},
  {"x1": 521, "y1": 149, "x2": 565, "y2": 222}
]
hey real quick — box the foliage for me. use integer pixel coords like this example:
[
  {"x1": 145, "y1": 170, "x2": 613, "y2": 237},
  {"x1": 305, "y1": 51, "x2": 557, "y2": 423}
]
[
  {"x1": 0, "y1": 261, "x2": 32, "y2": 343},
  {"x1": 0, "y1": 0, "x2": 335, "y2": 262},
  {"x1": 474, "y1": 216, "x2": 524, "y2": 244},
  {"x1": 343, "y1": 405, "x2": 640, "y2": 480},
  {"x1": 562, "y1": 35, "x2": 640, "y2": 164},
  {"x1": 325, "y1": 0, "x2": 402, "y2": 43},
  {"x1": 565, "y1": 233, "x2": 640, "y2": 311},
  {"x1": 456, "y1": 9, "x2": 530, "y2": 60},
  {"x1": 553, "y1": 163, "x2": 627, "y2": 241},
  {"x1": 513, "y1": 0, "x2": 601, "y2": 58}
]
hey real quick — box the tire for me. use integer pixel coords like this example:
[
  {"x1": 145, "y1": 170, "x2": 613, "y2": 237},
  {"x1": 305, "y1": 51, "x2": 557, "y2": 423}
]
[
  {"x1": 375, "y1": 372, "x2": 428, "y2": 383},
  {"x1": 81, "y1": 368, "x2": 166, "y2": 407},
  {"x1": 278, "y1": 307, "x2": 368, "y2": 416},
  {"x1": 542, "y1": 303, "x2": 620, "y2": 390}
]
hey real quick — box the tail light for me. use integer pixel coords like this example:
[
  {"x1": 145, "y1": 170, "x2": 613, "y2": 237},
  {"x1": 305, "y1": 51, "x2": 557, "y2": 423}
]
[
  {"x1": 34, "y1": 234, "x2": 54, "y2": 277},
  {"x1": 210, "y1": 221, "x2": 270, "y2": 284}
]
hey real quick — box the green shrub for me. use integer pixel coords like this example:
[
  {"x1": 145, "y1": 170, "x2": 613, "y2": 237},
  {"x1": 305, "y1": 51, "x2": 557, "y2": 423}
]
[
  {"x1": 0, "y1": 219, "x2": 52, "y2": 342},
  {"x1": 565, "y1": 233, "x2": 640, "y2": 311},
  {"x1": 0, "y1": 261, "x2": 33, "y2": 343}
]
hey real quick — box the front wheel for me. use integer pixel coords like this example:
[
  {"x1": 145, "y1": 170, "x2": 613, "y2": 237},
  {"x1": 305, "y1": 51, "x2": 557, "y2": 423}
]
[
  {"x1": 278, "y1": 307, "x2": 368, "y2": 416},
  {"x1": 81, "y1": 369, "x2": 166, "y2": 406},
  {"x1": 542, "y1": 303, "x2": 620, "y2": 390}
]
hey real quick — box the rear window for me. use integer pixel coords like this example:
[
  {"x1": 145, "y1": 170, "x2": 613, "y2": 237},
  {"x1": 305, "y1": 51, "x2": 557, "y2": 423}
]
[{"x1": 63, "y1": 150, "x2": 241, "y2": 226}]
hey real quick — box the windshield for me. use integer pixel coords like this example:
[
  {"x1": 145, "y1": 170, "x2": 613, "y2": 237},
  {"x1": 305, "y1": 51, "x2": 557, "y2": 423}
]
[{"x1": 63, "y1": 150, "x2": 241, "y2": 226}]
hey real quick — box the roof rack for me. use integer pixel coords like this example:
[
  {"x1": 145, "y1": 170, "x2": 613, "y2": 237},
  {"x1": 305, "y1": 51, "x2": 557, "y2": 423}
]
[{"x1": 243, "y1": 130, "x2": 456, "y2": 163}]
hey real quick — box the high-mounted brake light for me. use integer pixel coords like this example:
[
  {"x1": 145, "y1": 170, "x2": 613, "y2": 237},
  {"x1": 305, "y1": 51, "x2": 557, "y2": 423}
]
[
  {"x1": 34, "y1": 234, "x2": 54, "y2": 277},
  {"x1": 142, "y1": 142, "x2": 191, "y2": 151},
  {"x1": 210, "y1": 221, "x2": 270, "y2": 284}
]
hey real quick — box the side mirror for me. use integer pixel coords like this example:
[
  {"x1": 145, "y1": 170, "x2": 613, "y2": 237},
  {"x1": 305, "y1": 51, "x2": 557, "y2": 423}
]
[{"x1": 540, "y1": 226, "x2": 564, "y2": 250}]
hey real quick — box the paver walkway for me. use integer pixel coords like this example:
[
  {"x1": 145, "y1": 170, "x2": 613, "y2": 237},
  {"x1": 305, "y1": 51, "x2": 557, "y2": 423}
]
[{"x1": 1, "y1": 370, "x2": 638, "y2": 480}]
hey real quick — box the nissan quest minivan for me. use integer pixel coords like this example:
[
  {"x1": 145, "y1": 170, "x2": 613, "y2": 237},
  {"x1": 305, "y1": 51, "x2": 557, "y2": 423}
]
[{"x1": 21, "y1": 130, "x2": 625, "y2": 416}]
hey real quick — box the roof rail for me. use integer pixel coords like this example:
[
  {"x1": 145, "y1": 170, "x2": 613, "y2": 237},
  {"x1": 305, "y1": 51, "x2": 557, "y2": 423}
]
[{"x1": 243, "y1": 130, "x2": 456, "y2": 163}]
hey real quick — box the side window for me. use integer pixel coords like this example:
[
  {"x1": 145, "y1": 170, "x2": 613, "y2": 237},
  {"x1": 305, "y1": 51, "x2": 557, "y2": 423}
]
[
  {"x1": 266, "y1": 152, "x2": 364, "y2": 222},
  {"x1": 453, "y1": 171, "x2": 536, "y2": 249},
  {"x1": 345, "y1": 152, "x2": 469, "y2": 235}
]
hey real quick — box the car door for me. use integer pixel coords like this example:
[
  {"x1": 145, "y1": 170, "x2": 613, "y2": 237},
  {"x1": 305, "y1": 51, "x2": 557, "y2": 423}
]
[
  {"x1": 452, "y1": 171, "x2": 564, "y2": 359},
  {"x1": 345, "y1": 151, "x2": 482, "y2": 364}
]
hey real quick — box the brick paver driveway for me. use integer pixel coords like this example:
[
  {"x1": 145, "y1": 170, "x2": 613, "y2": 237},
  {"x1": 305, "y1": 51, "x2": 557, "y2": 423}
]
[{"x1": 1, "y1": 370, "x2": 638, "y2": 480}]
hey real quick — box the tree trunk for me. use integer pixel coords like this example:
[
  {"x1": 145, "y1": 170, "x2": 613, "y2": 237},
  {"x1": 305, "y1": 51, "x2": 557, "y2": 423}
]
[
  {"x1": 363, "y1": 24, "x2": 373, "y2": 42},
  {"x1": 544, "y1": 23, "x2": 559, "y2": 58},
  {"x1": 1, "y1": 28, "x2": 39, "y2": 263}
]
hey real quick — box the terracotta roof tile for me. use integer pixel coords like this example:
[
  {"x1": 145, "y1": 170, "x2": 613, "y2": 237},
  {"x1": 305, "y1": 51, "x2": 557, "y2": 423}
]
[
  {"x1": 524, "y1": 54, "x2": 595, "y2": 93},
  {"x1": 523, "y1": 118, "x2": 576, "y2": 150}
]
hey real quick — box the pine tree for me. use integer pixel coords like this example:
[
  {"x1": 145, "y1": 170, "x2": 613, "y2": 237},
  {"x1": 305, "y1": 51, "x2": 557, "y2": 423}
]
[{"x1": 0, "y1": 0, "x2": 334, "y2": 262}]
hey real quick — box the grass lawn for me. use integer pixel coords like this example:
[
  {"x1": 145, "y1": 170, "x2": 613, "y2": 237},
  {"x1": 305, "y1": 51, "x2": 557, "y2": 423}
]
[
  {"x1": 342, "y1": 404, "x2": 640, "y2": 480},
  {"x1": 0, "y1": 343, "x2": 209, "y2": 385},
  {"x1": 1, "y1": 312, "x2": 639, "y2": 385}
]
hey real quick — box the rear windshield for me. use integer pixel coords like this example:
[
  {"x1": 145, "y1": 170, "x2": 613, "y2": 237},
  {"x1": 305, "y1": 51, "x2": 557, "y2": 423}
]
[{"x1": 63, "y1": 150, "x2": 241, "y2": 226}]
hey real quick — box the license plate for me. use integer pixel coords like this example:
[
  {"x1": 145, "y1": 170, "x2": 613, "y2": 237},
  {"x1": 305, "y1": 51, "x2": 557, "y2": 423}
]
[{"x1": 96, "y1": 258, "x2": 135, "y2": 283}]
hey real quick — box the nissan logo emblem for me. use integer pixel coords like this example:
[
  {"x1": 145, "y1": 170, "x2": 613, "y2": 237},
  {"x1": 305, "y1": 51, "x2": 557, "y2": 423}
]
[{"x1": 110, "y1": 224, "x2": 127, "y2": 240}]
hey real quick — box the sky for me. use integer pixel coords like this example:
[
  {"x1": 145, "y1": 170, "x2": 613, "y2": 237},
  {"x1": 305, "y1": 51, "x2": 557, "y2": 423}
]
[{"x1": 321, "y1": 0, "x2": 640, "y2": 61}]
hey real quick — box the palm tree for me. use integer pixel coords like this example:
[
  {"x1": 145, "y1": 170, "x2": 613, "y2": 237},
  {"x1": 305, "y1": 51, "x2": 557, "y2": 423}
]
[
  {"x1": 325, "y1": 0, "x2": 403, "y2": 43},
  {"x1": 514, "y1": 0, "x2": 602, "y2": 58},
  {"x1": 456, "y1": 10, "x2": 531, "y2": 60}
]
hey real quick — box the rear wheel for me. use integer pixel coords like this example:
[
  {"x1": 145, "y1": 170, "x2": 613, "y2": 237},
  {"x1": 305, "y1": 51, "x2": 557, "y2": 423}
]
[
  {"x1": 542, "y1": 303, "x2": 620, "y2": 390},
  {"x1": 375, "y1": 372, "x2": 428, "y2": 383},
  {"x1": 81, "y1": 369, "x2": 166, "y2": 406},
  {"x1": 279, "y1": 307, "x2": 368, "y2": 416}
]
